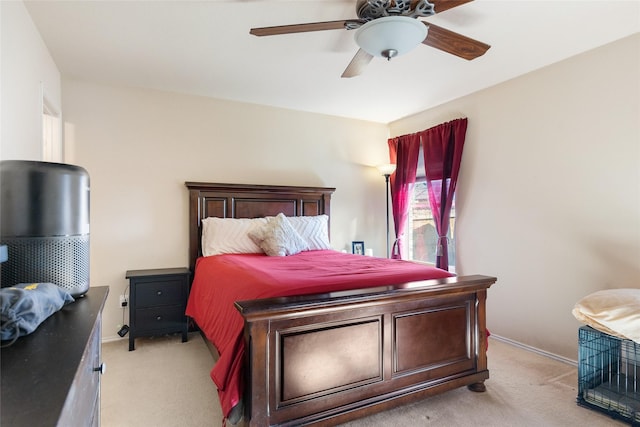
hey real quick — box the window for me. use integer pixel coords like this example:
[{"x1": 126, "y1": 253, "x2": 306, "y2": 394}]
[
  {"x1": 406, "y1": 146, "x2": 456, "y2": 268},
  {"x1": 406, "y1": 181, "x2": 456, "y2": 268}
]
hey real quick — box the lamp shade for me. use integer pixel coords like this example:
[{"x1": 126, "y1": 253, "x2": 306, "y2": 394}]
[
  {"x1": 355, "y1": 16, "x2": 428, "y2": 59},
  {"x1": 377, "y1": 163, "x2": 397, "y2": 176}
]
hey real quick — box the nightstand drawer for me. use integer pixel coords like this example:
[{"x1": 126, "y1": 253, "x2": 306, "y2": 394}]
[
  {"x1": 134, "y1": 305, "x2": 185, "y2": 331},
  {"x1": 134, "y1": 279, "x2": 185, "y2": 308}
]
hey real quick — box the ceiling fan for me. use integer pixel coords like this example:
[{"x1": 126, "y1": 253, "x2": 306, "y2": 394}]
[{"x1": 250, "y1": 0, "x2": 490, "y2": 78}]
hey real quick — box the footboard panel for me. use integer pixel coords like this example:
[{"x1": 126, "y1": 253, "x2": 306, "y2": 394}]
[
  {"x1": 279, "y1": 317, "x2": 383, "y2": 404},
  {"x1": 236, "y1": 275, "x2": 495, "y2": 427},
  {"x1": 394, "y1": 301, "x2": 473, "y2": 377}
]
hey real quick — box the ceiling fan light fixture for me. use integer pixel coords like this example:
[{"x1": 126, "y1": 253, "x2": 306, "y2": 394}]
[{"x1": 354, "y1": 16, "x2": 428, "y2": 59}]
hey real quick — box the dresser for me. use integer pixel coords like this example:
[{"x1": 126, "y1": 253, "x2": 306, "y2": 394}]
[
  {"x1": 1, "y1": 286, "x2": 109, "y2": 427},
  {"x1": 125, "y1": 268, "x2": 190, "y2": 351}
]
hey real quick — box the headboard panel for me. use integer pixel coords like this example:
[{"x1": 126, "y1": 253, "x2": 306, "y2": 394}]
[{"x1": 185, "y1": 182, "x2": 335, "y2": 273}]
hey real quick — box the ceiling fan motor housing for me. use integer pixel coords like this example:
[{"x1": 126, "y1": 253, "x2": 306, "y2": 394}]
[{"x1": 356, "y1": 0, "x2": 435, "y2": 21}]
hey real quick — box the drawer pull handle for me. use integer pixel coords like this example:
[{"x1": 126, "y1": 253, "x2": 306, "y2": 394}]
[
  {"x1": 156, "y1": 316, "x2": 162, "y2": 321},
  {"x1": 94, "y1": 363, "x2": 106, "y2": 375},
  {"x1": 157, "y1": 291, "x2": 162, "y2": 296}
]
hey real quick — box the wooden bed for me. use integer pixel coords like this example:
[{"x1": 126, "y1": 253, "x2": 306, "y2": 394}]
[{"x1": 186, "y1": 182, "x2": 496, "y2": 427}]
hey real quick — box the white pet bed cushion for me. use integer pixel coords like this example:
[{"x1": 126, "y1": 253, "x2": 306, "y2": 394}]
[{"x1": 572, "y1": 288, "x2": 640, "y2": 344}]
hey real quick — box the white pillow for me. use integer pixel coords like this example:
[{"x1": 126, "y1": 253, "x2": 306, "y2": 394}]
[
  {"x1": 249, "y1": 213, "x2": 309, "y2": 257},
  {"x1": 201, "y1": 217, "x2": 268, "y2": 256},
  {"x1": 572, "y1": 288, "x2": 640, "y2": 344},
  {"x1": 286, "y1": 215, "x2": 331, "y2": 250}
]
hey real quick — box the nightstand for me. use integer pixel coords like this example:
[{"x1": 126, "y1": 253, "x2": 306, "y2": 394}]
[{"x1": 125, "y1": 268, "x2": 190, "y2": 351}]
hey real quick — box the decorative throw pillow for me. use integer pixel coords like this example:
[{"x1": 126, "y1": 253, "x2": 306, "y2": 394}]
[
  {"x1": 286, "y1": 215, "x2": 331, "y2": 250},
  {"x1": 249, "y1": 213, "x2": 309, "y2": 256},
  {"x1": 201, "y1": 217, "x2": 268, "y2": 256}
]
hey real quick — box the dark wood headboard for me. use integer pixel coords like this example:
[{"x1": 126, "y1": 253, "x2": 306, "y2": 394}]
[{"x1": 185, "y1": 182, "x2": 335, "y2": 273}]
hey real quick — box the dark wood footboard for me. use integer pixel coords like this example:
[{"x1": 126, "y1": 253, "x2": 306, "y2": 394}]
[{"x1": 236, "y1": 274, "x2": 496, "y2": 426}]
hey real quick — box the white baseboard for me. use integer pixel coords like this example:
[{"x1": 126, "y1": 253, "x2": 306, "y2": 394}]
[
  {"x1": 102, "y1": 334, "x2": 126, "y2": 343},
  {"x1": 490, "y1": 333, "x2": 578, "y2": 367}
]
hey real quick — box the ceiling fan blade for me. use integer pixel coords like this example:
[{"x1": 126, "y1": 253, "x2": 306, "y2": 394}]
[
  {"x1": 341, "y1": 49, "x2": 374, "y2": 78},
  {"x1": 422, "y1": 22, "x2": 490, "y2": 60},
  {"x1": 250, "y1": 20, "x2": 352, "y2": 36},
  {"x1": 428, "y1": 0, "x2": 474, "y2": 14}
]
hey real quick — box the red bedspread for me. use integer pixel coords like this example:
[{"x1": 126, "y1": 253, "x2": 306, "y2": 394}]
[{"x1": 185, "y1": 250, "x2": 453, "y2": 418}]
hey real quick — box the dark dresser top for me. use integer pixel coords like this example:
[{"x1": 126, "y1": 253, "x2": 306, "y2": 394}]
[{"x1": 1, "y1": 286, "x2": 108, "y2": 426}]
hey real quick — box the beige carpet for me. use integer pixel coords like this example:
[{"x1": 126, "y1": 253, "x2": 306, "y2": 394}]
[{"x1": 101, "y1": 333, "x2": 626, "y2": 427}]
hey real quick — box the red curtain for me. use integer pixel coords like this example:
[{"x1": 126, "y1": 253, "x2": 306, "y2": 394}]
[
  {"x1": 420, "y1": 118, "x2": 467, "y2": 270},
  {"x1": 387, "y1": 134, "x2": 420, "y2": 259}
]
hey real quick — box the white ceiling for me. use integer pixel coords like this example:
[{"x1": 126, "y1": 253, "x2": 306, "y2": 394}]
[{"x1": 25, "y1": 0, "x2": 640, "y2": 123}]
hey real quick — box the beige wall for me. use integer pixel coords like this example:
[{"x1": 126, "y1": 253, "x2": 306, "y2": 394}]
[
  {"x1": 0, "y1": 1, "x2": 61, "y2": 160},
  {"x1": 61, "y1": 80, "x2": 390, "y2": 339},
  {"x1": 390, "y1": 33, "x2": 640, "y2": 360},
  {"x1": 5, "y1": 2, "x2": 639, "y2": 357}
]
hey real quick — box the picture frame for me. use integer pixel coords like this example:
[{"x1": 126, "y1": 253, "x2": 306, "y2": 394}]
[{"x1": 352, "y1": 241, "x2": 365, "y2": 255}]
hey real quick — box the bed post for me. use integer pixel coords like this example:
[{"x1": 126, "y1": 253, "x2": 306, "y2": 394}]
[
  {"x1": 468, "y1": 288, "x2": 488, "y2": 392},
  {"x1": 187, "y1": 186, "x2": 201, "y2": 276}
]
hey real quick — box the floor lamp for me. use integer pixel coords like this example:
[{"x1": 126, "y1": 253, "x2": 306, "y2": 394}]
[{"x1": 377, "y1": 163, "x2": 396, "y2": 258}]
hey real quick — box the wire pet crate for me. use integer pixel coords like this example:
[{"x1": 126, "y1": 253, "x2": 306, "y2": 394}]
[{"x1": 578, "y1": 326, "x2": 640, "y2": 425}]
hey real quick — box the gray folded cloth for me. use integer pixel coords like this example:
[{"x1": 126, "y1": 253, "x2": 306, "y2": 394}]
[{"x1": 1, "y1": 282, "x2": 74, "y2": 346}]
